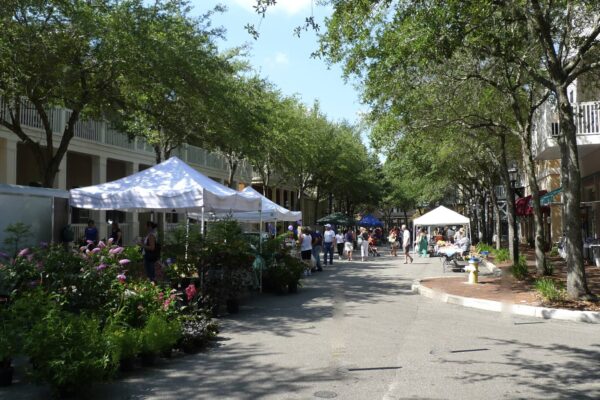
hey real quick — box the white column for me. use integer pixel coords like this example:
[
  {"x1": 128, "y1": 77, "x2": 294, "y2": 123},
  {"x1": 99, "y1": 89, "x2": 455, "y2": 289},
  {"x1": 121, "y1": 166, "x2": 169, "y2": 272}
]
[
  {"x1": 91, "y1": 155, "x2": 107, "y2": 233},
  {"x1": 55, "y1": 154, "x2": 67, "y2": 189},
  {"x1": 126, "y1": 161, "x2": 139, "y2": 244},
  {"x1": 0, "y1": 136, "x2": 18, "y2": 184}
]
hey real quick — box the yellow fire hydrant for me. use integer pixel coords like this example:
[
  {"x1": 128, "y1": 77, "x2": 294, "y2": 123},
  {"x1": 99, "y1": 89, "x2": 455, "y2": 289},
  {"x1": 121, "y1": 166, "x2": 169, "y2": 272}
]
[{"x1": 466, "y1": 257, "x2": 480, "y2": 284}]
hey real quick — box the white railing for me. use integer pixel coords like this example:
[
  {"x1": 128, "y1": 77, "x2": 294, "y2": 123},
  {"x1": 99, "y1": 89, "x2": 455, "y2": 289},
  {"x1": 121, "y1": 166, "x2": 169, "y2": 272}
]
[
  {"x1": 544, "y1": 101, "x2": 600, "y2": 138},
  {"x1": 0, "y1": 96, "x2": 254, "y2": 178}
]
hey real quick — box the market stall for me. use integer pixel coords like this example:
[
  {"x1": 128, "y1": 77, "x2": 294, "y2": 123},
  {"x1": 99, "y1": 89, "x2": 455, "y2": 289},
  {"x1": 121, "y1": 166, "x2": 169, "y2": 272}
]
[
  {"x1": 69, "y1": 156, "x2": 260, "y2": 214},
  {"x1": 412, "y1": 205, "x2": 471, "y2": 256}
]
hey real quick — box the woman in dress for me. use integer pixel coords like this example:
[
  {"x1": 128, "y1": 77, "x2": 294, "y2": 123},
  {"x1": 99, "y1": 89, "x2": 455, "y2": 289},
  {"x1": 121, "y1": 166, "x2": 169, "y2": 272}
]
[
  {"x1": 141, "y1": 221, "x2": 159, "y2": 281},
  {"x1": 389, "y1": 226, "x2": 399, "y2": 256}
]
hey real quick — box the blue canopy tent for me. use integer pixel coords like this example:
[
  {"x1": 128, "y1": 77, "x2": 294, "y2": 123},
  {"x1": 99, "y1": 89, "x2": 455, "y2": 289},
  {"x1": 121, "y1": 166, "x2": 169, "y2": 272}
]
[{"x1": 358, "y1": 214, "x2": 383, "y2": 227}]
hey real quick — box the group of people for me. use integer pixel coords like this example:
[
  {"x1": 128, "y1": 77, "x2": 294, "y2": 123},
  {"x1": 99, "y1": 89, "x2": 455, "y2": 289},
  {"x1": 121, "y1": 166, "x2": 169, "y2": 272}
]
[
  {"x1": 387, "y1": 225, "x2": 414, "y2": 264},
  {"x1": 297, "y1": 225, "x2": 385, "y2": 275}
]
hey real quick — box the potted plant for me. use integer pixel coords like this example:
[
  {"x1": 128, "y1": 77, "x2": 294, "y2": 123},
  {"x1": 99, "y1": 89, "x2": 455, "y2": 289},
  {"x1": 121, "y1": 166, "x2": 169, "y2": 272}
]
[
  {"x1": 178, "y1": 312, "x2": 219, "y2": 354},
  {"x1": 106, "y1": 325, "x2": 140, "y2": 372},
  {"x1": 283, "y1": 256, "x2": 304, "y2": 294},
  {"x1": 0, "y1": 308, "x2": 15, "y2": 387},
  {"x1": 139, "y1": 313, "x2": 180, "y2": 365}
]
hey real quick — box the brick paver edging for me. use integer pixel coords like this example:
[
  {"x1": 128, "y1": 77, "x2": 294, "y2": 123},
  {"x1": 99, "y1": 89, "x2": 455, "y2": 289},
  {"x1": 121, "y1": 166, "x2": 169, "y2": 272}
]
[{"x1": 411, "y1": 279, "x2": 600, "y2": 324}]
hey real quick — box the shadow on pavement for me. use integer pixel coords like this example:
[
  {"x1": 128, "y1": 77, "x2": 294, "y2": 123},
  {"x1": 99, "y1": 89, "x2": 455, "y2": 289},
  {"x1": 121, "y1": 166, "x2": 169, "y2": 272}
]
[{"x1": 438, "y1": 337, "x2": 600, "y2": 399}]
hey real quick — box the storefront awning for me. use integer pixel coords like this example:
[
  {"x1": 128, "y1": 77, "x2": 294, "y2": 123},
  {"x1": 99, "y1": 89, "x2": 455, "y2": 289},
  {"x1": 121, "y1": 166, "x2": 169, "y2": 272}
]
[
  {"x1": 540, "y1": 187, "x2": 562, "y2": 205},
  {"x1": 516, "y1": 191, "x2": 551, "y2": 216}
]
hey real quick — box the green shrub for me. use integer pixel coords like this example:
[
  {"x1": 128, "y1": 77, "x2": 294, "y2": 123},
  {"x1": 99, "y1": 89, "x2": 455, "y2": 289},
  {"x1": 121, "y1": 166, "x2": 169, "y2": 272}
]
[
  {"x1": 24, "y1": 306, "x2": 115, "y2": 395},
  {"x1": 543, "y1": 260, "x2": 554, "y2": 276},
  {"x1": 493, "y1": 248, "x2": 510, "y2": 263},
  {"x1": 3, "y1": 222, "x2": 32, "y2": 257},
  {"x1": 105, "y1": 324, "x2": 140, "y2": 361},
  {"x1": 139, "y1": 313, "x2": 181, "y2": 355},
  {"x1": 535, "y1": 277, "x2": 565, "y2": 302},
  {"x1": 549, "y1": 246, "x2": 559, "y2": 257},
  {"x1": 511, "y1": 255, "x2": 529, "y2": 281},
  {"x1": 476, "y1": 243, "x2": 494, "y2": 253}
]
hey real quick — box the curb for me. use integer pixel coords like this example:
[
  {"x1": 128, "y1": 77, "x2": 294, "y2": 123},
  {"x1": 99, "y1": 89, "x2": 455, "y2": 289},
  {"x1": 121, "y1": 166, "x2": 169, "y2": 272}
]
[{"x1": 411, "y1": 279, "x2": 600, "y2": 324}]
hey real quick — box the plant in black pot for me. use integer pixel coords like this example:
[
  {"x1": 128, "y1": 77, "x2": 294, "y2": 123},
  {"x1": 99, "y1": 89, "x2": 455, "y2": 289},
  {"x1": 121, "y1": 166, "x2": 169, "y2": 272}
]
[
  {"x1": 178, "y1": 312, "x2": 219, "y2": 354},
  {"x1": 0, "y1": 306, "x2": 15, "y2": 387},
  {"x1": 282, "y1": 256, "x2": 305, "y2": 294},
  {"x1": 105, "y1": 323, "x2": 140, "y2": 373},
  {"x1": 139, "y1": 313, "x2": 181, "y2": 365},
  {"x1": 201, "y1": 219, "x2": 254, "y2": 313}
]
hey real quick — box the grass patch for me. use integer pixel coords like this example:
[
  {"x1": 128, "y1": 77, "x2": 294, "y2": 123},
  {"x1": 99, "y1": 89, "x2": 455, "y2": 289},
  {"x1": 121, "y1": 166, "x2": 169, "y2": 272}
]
[
  {"x1": 493, "y1": 248, "x2": 510, "y2": 263},
  {"x1": 511, "y1": 255, "x2": 529, "y2": 281},
  {"x1": 535, "y1": 277, "x2": 566, "y2": 302}
]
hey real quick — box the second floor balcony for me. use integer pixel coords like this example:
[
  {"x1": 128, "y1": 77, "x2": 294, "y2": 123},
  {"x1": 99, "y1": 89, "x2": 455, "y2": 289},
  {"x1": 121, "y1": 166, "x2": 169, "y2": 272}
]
[{"x1": 533, "y1": 101, "x2": 600, "y2": 160}]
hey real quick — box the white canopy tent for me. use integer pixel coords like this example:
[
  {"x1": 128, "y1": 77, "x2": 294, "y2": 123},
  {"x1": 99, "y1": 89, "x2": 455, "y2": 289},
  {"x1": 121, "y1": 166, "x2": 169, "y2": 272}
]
[
  {"x1": 202, "y1": 187, "x2": 302, "y2": 223},
  {"x1": 69, "y1": 156, "x2": 261, "y2": 213},
  {"x1": 412, "y1": 206, "x2": 471, "y2": 248}
]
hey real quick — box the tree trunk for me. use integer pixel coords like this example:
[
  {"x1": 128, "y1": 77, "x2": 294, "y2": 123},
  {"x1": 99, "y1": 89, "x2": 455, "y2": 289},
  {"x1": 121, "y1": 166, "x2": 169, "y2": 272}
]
[
  {"x1": 556, "y1": 85, "x2": 590, "y2": 298},
  {"x1": 489, "y1": 185, "x2": 502, "y2": 249},
  {"x1": 499, "y1": 135, "x2": 517, "y2": 260},
  {"x1": 520, "y1": 129, "x2": 547, "y2": 275},
  {"x1": 227, "y1": 159, "x2": 238, "y2": 189}
]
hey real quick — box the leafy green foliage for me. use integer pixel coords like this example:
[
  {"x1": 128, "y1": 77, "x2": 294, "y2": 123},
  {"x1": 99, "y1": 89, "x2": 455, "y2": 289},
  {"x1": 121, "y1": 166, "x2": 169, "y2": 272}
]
[
  {"x1": 543, "y1": 260, "x2": 555, "y2": 276},
  {"x1": 2, "y1": 222, "x2": 32, "y2": 256},
  {"x1": 535, "y1": 278, "x2": 566, "y2": 303},
  {"x1": 139, "y1": 313, "x2": 181, "y2": 355},
  {"x1": 24, "y1": 305, "x2": 115, "y2": 395},
  {"x1": 493, "y1": 248, "x2": 510, "y2": 263},
  {"x1": 511, "y1": 255, "x2": 529, "y2": 281}
]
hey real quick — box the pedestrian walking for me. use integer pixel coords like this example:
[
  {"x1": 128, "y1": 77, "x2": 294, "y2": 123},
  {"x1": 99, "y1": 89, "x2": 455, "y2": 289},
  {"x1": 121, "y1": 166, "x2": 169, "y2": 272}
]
[
  {"x1": 311, "y1": 229, "x2": 323, "y2": 271},
  {"x1": 299, "y1": 227, "x2": 313, "y2": 276},
  {"x1": 344, "y1": 229, "x2": 354, "y2": 261},
  {"x1": 388, "y1": 226, "x2": 399, "y2": 256},
  {"x1": 322, "y1": 224, "x2": 336, "y2": 266},
  {"x1": 335, "y1": 230, "x2": 345, "y2": 260},
  {"x1": 402, "y1": 224, "x2": 413, "y2": 264},
  {"x1": 358, "y1": 227, "x2": 370, "y2": 261}
]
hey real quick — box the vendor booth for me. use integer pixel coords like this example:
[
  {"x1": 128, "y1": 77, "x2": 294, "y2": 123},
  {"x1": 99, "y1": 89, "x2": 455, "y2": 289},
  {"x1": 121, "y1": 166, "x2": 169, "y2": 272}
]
[
  {"x1": 69, "y1": 156, "x2": 260, "y2": 214},
  {"x1": 204, "y1": 186, "x2": 301, "y2": 223},
  {"x1": 412, "y1": 206, "x2": 471, "y2": 251}
]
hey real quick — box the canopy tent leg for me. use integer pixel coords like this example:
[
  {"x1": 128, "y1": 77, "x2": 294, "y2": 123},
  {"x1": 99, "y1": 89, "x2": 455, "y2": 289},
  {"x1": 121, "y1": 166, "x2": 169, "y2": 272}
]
[{"x1": 259, "y1": 210, "x2": 263, "y2": 293}]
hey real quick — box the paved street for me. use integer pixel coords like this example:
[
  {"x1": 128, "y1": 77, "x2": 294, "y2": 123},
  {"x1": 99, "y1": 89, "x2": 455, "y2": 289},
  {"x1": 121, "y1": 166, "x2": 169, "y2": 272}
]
[{"x1": 5, "y1": 253, "x2": 600, "y2": 400}]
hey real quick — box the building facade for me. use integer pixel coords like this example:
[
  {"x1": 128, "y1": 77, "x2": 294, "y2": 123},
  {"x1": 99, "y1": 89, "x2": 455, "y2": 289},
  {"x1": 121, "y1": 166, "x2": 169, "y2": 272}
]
[{"x1": 0, "y1": 101, "x2": 299, "y2": 243}]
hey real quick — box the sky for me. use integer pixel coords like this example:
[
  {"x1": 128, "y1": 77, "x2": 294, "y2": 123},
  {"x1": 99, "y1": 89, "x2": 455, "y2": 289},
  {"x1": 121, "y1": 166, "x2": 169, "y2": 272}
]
[{"x1": 193, "y1": 0, "x2": 364, "y2": 125}]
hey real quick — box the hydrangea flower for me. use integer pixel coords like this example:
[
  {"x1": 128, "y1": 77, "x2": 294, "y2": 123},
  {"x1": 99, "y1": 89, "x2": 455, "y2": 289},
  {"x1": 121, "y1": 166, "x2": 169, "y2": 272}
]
[
  {"x1": 17, "y1": 248, "x2": 30, "y2": 257},
  {"x1": 185, "y1": 284, "x2": 197, "y2": 302},
  {"x1": 107, "y1": 237, "x2": 114, "y2": 245},
  {"x1": 109, "y1": 247, "x2": 124, "y2": 255}
]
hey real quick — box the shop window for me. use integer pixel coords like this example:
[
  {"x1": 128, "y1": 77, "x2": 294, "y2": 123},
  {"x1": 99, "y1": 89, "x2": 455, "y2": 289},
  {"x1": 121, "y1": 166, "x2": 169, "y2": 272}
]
[{"x1": 106, "y1": 210, "x2": 126, "y2": 224}]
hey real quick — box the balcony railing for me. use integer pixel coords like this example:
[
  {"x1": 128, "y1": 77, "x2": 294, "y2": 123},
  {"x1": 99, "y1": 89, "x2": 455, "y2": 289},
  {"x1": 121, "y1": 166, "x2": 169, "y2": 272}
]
[
  {"x1": 0, "y1": 97, "x2": 254, "y2": 179},
  {"x1": 546, "y1": 101, "x2": 600, "y2": 137}
]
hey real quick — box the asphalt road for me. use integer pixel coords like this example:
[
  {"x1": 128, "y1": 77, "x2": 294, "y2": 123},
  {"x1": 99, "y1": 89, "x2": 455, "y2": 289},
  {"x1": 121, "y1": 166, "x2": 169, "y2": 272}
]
[{"x1": 4, "y1": 253, "x2": 600, "y2": 400}]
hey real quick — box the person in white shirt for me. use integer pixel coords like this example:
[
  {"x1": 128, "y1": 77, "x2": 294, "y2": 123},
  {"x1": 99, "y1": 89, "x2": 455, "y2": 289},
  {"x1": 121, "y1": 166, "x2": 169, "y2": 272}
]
[
  {"x1": 454, "y1": 227, "x2": 465, "y2": 242},
  {"x1": 299, "y1": 227, "x2": 313, "y2": 276},
  {"x1": 322, "y1": 224, "x2": 336, "y2": 266},
  {"x1": 402, "y1": 224, "x2": 413, "y2": 264},
  {"x1": 335, "y1": 230, "x2": 345, "y2": 260}
]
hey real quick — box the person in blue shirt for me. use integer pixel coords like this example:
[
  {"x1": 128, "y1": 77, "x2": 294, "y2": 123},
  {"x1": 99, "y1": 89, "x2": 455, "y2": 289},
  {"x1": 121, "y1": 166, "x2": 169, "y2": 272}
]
[{"x1": 84, "y1": 220, "x2": 98, "y2": 248}]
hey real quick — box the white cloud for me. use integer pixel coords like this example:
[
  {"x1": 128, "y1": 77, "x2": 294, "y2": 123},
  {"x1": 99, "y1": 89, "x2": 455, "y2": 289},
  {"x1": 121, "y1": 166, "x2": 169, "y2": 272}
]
[
  {"x1": 232, "y1": 0, "x2": 312, "y2": 15},
  {"x1": 264, "y1": 52, "x2": 290, "y2": 68},
  {"x1": 274, "y1": 52, "x2": 289, "y2": 65}
]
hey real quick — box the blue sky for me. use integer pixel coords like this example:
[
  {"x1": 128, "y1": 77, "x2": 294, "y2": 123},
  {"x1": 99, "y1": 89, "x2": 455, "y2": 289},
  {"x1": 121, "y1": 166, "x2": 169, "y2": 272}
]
[{"x1": 193, "y1": 0, "x2": 364, "y2": 125}]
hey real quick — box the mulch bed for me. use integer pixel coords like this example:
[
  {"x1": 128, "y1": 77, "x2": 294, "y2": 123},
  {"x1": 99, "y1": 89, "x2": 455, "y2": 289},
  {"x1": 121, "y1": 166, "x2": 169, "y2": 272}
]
[{"x1": 422, "y1": 247, "x2": 600, "y2": 312}]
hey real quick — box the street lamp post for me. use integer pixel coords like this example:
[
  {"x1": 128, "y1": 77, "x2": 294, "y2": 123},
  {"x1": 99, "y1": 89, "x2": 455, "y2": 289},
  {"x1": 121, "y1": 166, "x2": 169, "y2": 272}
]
[{"x1": 508, "y1": 167, "x2": 519, "y2": 265}]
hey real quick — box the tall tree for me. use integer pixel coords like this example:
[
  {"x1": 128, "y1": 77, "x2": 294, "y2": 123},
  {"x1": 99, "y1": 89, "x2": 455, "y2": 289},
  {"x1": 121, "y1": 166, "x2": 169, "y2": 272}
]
[{"x1": 0, "y1": 0, "x2": 123, "y2": 187}]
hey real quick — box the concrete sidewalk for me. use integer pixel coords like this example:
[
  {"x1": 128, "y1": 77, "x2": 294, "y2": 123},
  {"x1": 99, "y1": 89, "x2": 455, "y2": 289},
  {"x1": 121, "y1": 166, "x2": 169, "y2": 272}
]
[{"x1": 3, "y1": 253, "x2": 599, "y2": 400}]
